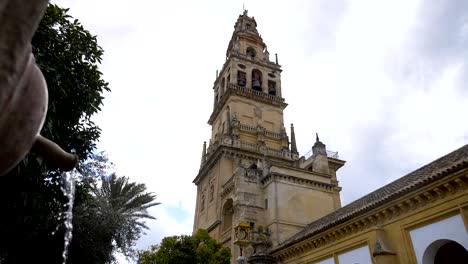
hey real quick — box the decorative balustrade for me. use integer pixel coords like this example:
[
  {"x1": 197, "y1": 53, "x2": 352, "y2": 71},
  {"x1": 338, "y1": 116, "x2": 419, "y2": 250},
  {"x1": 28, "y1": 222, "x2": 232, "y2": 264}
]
[
  {"x1": 238, "y1": 123, "x2": 282, "y2": 139},
  {"x1": 202, "y1": 138, "x2": 295, "y2": 167},
  {"x1": 264, "y1": 130, "x2": 282, "y2": 139},
  {"x1": 266, "y1": 148, "x2": 284, "y2": 158},
  {"x1": 226, "y1": 83, "x2": 285, "y2": 104},
  {"x1": 303, "y1": 149, "x2": 340, "y2": 160},
  {"x1": 239, "y1": 123, "x2": 256, "y2": 133},
  {"x1": 327, "y1": 150, "x2": 339, "y2": 159},
  {"x1": 241, "y1": 141, "x2": 259, "y2": 152}
]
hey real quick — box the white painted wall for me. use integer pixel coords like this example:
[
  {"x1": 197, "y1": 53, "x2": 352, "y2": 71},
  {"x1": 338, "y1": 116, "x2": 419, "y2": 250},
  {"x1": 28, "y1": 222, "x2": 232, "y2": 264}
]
[
  {"x1": 338, "y1": 245, "x2": 373, "y2": 264},
  {"x1": 314, "y1": 257, "x2": 334, "y2": 264},
  {"x1": 409, "y1": 214, "x2": 468, "y2": 264}
]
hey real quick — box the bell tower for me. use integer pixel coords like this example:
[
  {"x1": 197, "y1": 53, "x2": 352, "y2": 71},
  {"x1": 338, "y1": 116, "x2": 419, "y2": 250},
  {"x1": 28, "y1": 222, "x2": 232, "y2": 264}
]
[{"x1": 193, "y1": 11, "x2": 346, "y2": 262}]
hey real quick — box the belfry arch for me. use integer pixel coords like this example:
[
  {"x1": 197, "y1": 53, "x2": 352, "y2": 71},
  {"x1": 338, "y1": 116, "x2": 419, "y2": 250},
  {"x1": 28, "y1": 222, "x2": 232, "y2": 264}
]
[{"x1": 251, "y1": 69, "x2": 262, "y2": 92}]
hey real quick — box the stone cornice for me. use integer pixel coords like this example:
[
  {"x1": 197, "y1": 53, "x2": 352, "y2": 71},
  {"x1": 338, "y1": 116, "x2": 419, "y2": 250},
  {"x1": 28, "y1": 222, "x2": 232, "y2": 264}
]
[
  {"x1": 230, "y1": 52, "x2": 282, "y2": 71},
  {"x1": 269, "y1": 163, "x2": 333, "y2": 179},
  {"x1": 234, "y1": 202, "x2": 264, "y2": 211},
  {"x1": 194, "y1": 141, "x2": 295, "y2": 184},
  {"x1": 272, "y1": 168, "x2": 468, "y2": 261},
  {"x1": 261, "y1": 173, "x2": 336, "y2": 193}
]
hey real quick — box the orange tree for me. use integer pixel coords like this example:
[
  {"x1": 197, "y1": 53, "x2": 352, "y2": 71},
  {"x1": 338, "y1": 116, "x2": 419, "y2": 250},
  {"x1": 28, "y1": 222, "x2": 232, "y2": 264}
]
[{"x1": 138, "y1": 229, "x2": 231, "y2": 264}]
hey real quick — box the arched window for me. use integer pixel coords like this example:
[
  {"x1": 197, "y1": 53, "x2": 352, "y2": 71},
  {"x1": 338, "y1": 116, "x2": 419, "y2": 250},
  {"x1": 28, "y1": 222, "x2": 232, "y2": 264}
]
[
  {"x1": 424, "y1": 239, "x2": 468, "y2": 264},
  {"x1": 268, "y1": 80, "x2": 276, "y2": 96},
  {"x1": 246, "y1": 47, "x2": 256, "y2": 58},
  {"x1": 237, "y1": 71, "x2": 246, "y2": 87},
  {"x1": 223, "y1": 199, "x2": 234, "y2": 230},
  {"x1": 251, "y1": 69, "x2": 262, "y2": 92}
]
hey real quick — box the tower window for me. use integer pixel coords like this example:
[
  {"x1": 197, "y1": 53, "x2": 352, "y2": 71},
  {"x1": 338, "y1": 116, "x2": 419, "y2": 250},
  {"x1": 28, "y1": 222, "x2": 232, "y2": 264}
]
[
  {"x1": 268, "y1": 80, "x2": 276, "y2": 96},
  {"x1": 200, "y1": 193, "x2": 206, "y2": 212},
  {"x1": 246, "y1": 47, "x2": 256, "y2": 59},
  {"x1": 237, "y1": 71, "x2": 246, "y2": 87},
  {"x1": 209, "y1": 184, "x2": 214, "y2": 202},
  {"x1": 252, "y1": 69, "x2": 262, "y2": 92},
  {"x1": 227, "y1": 74, "x2": 230, "y2": 87},
  {"x1": 264, "y1": 199, "x2": 268, "y2": 209}
]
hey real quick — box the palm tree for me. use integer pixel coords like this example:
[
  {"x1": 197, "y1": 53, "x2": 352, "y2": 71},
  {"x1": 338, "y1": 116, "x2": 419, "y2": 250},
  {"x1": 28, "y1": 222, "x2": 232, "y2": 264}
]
[{"x1": 92, "y1": 173, "x2": 160, "y2": 259}]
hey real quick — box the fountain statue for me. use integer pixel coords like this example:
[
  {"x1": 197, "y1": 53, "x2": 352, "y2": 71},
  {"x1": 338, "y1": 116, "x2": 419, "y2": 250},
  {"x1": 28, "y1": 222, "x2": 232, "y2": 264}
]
[{"x1": 0, "y1": 0, "x2": 78, "y2": 176}]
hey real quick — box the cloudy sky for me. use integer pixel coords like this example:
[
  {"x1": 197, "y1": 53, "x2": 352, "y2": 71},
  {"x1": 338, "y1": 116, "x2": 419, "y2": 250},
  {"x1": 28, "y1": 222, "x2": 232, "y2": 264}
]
[{"x1": 55, "y1": 0, "x2": 468, "y2": 260}]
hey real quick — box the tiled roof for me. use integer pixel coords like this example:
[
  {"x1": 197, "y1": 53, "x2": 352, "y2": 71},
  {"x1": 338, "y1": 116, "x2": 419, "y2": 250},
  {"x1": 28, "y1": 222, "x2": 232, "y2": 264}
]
[{"x1": 273, "y1": 144, "x2": 468, "y2": 252}]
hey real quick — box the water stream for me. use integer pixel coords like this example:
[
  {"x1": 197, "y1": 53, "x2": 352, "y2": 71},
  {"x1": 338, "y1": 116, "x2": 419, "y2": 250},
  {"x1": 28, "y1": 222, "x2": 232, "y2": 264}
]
[{"x1": 60, "y1": 170, "x2": 77, "y2": 264}]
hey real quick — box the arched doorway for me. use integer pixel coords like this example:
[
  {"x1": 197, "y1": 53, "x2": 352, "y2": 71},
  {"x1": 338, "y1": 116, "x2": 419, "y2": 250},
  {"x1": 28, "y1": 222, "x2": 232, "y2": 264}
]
[{"x1": 423, "y1": 239, "x2": 468, "y2": 264}]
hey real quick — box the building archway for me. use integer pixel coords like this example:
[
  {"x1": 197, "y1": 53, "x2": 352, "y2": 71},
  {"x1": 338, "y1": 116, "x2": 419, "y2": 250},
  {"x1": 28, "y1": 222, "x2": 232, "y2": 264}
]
[{"x1": 423, "y1": 239, "x2": 468, "y2": 264}]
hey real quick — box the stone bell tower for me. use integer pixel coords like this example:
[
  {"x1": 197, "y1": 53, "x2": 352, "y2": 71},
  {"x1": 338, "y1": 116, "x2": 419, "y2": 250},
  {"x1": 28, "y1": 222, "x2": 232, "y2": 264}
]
[{"x1": 193, "y1": 11, "x2": 346, "y2": 263}]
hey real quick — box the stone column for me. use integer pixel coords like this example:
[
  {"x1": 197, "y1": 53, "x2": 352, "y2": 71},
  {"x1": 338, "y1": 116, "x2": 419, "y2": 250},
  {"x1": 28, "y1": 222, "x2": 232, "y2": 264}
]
[
  {"x1": 246, "y1": 66, "x2": 252, "y2": 89},
  {"x1": 262, "y1": 70, "x2": 268, "y2": 94}
]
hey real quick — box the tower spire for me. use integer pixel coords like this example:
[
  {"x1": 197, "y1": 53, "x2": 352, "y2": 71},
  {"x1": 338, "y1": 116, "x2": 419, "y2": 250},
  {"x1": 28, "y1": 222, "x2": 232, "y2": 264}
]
[
  {"x1": 290, "y1": 124, "x2": 298, "y2": 154},
  {"x1": 312, "y1": 133, "x2": 327, "y2": 156},
  {"x1": 200, "y1": 141, "x2": 207, "y2": 168}
]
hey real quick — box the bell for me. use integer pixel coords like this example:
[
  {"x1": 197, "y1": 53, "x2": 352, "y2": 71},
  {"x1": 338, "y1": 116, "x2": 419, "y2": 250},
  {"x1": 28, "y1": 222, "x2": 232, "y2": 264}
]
[
  {"x1": 252, "y1": 80, "x2": 262, "y2": 88},
  {"x1": 268, "y1": 89, "x2": 276, "y2": 96}
]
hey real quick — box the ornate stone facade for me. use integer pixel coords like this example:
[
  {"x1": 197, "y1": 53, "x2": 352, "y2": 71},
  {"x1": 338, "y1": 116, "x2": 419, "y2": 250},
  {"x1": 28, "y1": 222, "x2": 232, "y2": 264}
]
[{"x1": 193, "y1": 11, "x2": 345, "y2": 263}]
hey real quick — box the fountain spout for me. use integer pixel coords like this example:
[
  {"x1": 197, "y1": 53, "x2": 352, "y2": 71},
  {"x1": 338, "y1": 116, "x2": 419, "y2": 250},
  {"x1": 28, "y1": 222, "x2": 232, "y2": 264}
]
[
  {"x1": 32, "y1": 136, "x2": 79, "y2": 172},
  {"x1": 0, "y1": 0, "x2": 79, "y2": 176}
]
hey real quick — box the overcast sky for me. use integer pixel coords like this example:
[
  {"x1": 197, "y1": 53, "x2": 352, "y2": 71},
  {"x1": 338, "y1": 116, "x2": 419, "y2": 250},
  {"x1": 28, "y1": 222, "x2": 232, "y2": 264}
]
[{"x1": 54, "y1": 0, "x2": 468, "y2": 261}]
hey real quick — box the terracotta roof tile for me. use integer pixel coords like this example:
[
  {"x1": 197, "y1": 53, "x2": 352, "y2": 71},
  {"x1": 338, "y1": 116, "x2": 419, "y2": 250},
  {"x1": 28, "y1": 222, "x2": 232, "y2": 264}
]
[{"x1": 274, "y1": 144, "x2": 468, "y2": 252}]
